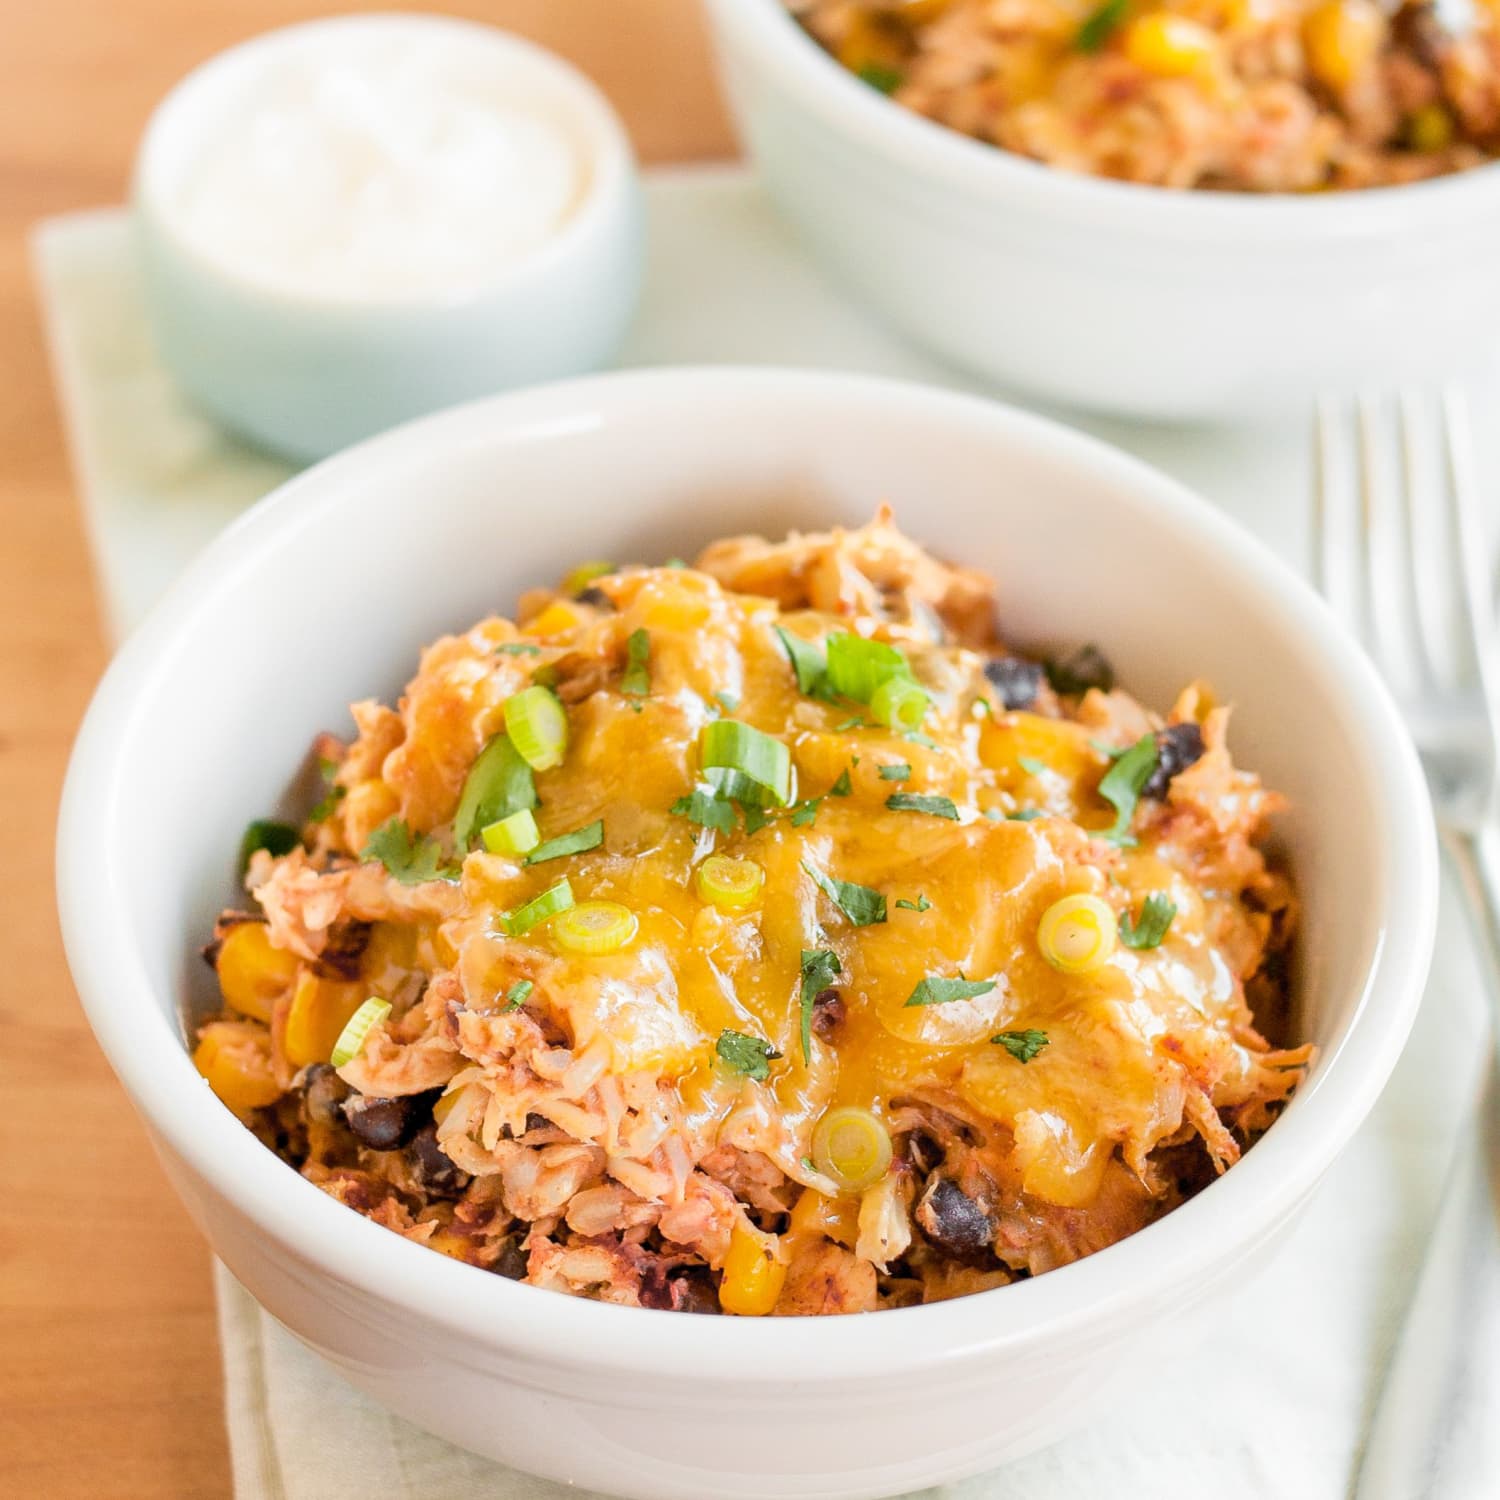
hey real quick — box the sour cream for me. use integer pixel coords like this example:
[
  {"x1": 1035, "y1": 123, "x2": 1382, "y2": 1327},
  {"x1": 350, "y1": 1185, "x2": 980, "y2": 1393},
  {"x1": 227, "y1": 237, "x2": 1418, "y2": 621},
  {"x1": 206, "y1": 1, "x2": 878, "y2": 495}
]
[{"x1": 162, "y1": 29, "x2": 585, "y2": 301}]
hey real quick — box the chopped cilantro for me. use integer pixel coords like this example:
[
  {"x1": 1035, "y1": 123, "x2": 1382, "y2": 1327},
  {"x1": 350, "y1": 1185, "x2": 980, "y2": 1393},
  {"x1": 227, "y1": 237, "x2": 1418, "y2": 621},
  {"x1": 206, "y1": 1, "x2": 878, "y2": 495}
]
[
  {"x1": 1017, "y1": 755, "x2": 1049, "y2": 776},
  {"x1": 905, "y1": 975, "x2": 997, "y2": 1008},
  {"x1": 524, "y1": 819, "x2": 604, "y2": 865},
  {"x1": 715, "y1": 690, "x2": 740, "y2": 713},
  {"x1": 495, "y1": 642, "x2": 542, "y2": 657},
  {"x1": 1007, "y1": 808, "x2": 1043, "y2": 822},
  {"x1": 716, "y1": 1029, "x2": 782, "y2": 1081},
  {"x1": 621, "y1": 628, "x2": 651, "y2": 700},
  {"x1": 501, "y1": 979, "x2": 534, "y2": 1012},
  {"x1": 362, "y1": 818, "x2": 458, "y2": 885},
  {"x1": 789, "y1": 800, "x2": 821, "y2": 828},
  {"x1": 1076, "y1": 0, "x2": 1128, "y2": 51},
  {"x1": 878, "y1": 763, "x2": 911, "y2": 781},
  {"x1": 803, "y1": 861, "x2": 887, "y2": 927},
  {"x1": 1089, "y1": 738, "x2": 1127, "y2": 760},
  {"x1": 309, "y1": 757, "x2": 346, "y2": 824},
  {"x1": 904, "y1": 730, "x2": 939, "y2": 749},
  {"x1": 1120, "y1": 893, "x2": 1178, "y2": 949},
  {"x1": 834, "y1": 716, "x2": 866, "y2": 732},
  {"x1": 992, "y1": 1028, "x2": 1049, "y2": 1063},
  {"x1": 741, "y1": 804, "x2": 772, "y2": 835},
  {"x1": 896, "y1": 894, "x2": 932, "y2": 912},
  {"x1": 885, "y1": 792, "x2": 959, "y2": 820},
  {"x1": 830, "y1": 767, "x2": 853, "y2": 797},
  {"x1": 799, "y1": 949, "x2": 842, "y2": 1062},
  {"x1": 1097, "y1": 733, "x2": 1159, "y2": 846},
  {"x1": 670, "y1": 788, "x2": 737, "y2": 835},
  {"x1": 857, "y1": 61, "x2": 903, "y2": 94},
  {"x1": 238, "y1": 819, "x2": 299, "y2": 875}
]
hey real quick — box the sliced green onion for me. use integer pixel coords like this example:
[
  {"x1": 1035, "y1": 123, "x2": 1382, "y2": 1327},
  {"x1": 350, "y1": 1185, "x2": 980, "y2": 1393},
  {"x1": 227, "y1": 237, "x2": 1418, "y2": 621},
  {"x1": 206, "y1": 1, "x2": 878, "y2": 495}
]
[
  {"x1": 700, "y1": 719, "x2": 792, "y2": 807},
  {"x1": 825, "y1": 634, "x2": 911, "y2": 703},
  {"x1": 505, "y1": 686, "x2": 569, "y2": 772},
  {"x1": 330, "y1": 997, "x2": 391, "y2": 1067},
  {"x1": 525, "y1": 819, "x2": 604, "y2": 865},
  {"x1": 696, "y1": 854, "x2": 765, "y2": 909},
  {"x1": 621, "y1": 628, "x2": 651, "y2": 700},
  {"x1": 871, "y1": 676, "x2": 929, "y2": 730},
  {"x1": 552, "y1": 900, "x2": 638, "y2": 955},
  {"x1": 453, "y1": 734, "x2": 537, "y2": 850},
  {"x1": 505, "y1": 878, "x2": 575, "y2": 936},
  {"x1": 482, "y1": 809, "x2": 541, "y2": 857},
  {"x1": 501, "y1": 979, "x2": 534, "y2": 1011},
  {"x1": 563, "y1": 560, "x2": 613, "y2": 595},
  {"x1": 812, "y1": 1106, "x2": 892, "y2": 1192}
]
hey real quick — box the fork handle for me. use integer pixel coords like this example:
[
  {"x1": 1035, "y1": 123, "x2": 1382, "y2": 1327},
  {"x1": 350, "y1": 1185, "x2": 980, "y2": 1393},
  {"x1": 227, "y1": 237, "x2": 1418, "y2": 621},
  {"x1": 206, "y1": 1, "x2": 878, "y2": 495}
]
[{"x1": 1353, "y1": 827, "x2": 1500, "y2": 1500}]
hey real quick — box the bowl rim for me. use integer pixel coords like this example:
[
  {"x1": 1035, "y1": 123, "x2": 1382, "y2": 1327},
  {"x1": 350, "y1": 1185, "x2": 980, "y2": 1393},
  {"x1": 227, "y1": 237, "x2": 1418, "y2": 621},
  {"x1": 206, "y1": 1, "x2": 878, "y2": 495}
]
[
  {"x1": 58, "y1": 366, "x2": 1437, "y2": 1385},
  {"x1": 132, "y1": 11, "x2": 638, "y2": 312},
  {"x1": 709, "y1": 0, "x2": 1500, "y2": 239}
]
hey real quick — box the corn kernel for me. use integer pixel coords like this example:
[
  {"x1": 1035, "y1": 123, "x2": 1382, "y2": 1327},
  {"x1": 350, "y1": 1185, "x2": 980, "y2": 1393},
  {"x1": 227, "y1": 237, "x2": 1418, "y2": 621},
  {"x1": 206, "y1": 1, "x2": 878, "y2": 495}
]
[
  {"x1": 1037, "y1": 893, "x2": 1119, "y2": 974},
  {"x1": 526, "y1": 601, "x2": 585, "y2": 637},
  {"x1": 283, "y1": 972, "x2": 366, "y2": 1068},
  {"x1": 1125, "y1": 13, "x2": 1220, "y2": 76},
  {"x1": 215, "y1": 920, "x2": 300, "y2": 1023},
  {"x1": 837, "y1": 13, "x2": 905, "y2": 75},
  {"x1": 1404, "y1": 102, "x2": 1454, "y2": 152},
  {"x1": 1303, "y1": 0, "x2": 1385, "y2": 92},
  {"x1": 719, "y1": 1223, "x2": 787, "y2": 1316},
  {"x1": 788, "y1": 1189, "x2": 860, "y2": 1247},
  {"x1": 193, "y1": 1021, "x2": 283, "y2": 1113}
]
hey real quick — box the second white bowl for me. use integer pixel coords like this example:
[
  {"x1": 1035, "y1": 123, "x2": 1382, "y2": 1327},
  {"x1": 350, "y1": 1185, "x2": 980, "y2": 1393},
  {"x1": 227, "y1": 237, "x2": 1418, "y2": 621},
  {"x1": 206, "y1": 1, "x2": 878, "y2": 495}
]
[{"x1": 706, "y1": 0, "x2": 1500, "y2": 420}]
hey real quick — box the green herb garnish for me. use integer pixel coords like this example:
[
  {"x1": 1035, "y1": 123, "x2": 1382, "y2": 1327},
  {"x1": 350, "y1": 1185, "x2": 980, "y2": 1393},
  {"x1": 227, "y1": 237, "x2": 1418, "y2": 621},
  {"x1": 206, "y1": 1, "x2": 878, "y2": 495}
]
[
  {"x1": 453, "y1": 734, "x2": 538, "y2": 851},
  {"x1": 1076, "y1": 0, "x2": 1128, "y2": 52},
  {"x1": 715, "y1": 690, "x2": 740, "y2": 713},
  {"x1": 1018, "y1": 755, "x2": 1049, "y2": 776},
  {"x1": 991, "y1": 1028, "x2": 1049, "y2": 1063},
  {"x1": 878, "y1": 763, "x2": 911, "y2": 781},
  {"x1": 775, "y1": 626, "x2": 828, "y2": 696},
  {"x1": 896, "y1": 894, "x2": 932, "y2": 912},
  {"x1": 495, "y1": 642, "x2": 542, "y2": 657},
  {"x1": 905, "y1": 975, "x2": 997, "y2": 1008},
  {"x1": 830, "y1": 767, "x2": 853, "y2": 797},
  {"x1": 670, "y1": 788, "x2": 738, "y2": 835},
  {"x1": 716, "y1": 1029, "x2": 782, "y2": 1081},
  {"x1": 309, "y1": 757, "x2": 346, "y2": 824},
  {"x1": 803, "y1": 861, "x2": 887, "y2": 927},
  {"x1": 1007, "y1": 809, "x2": 1043, "y2": 822},
  {"x1": 362, "y1": 818, "x2": 459, "y2": 885},
  {"x1": 525, "y1": 819, "x2": 604, "y2": 865},
  {"x1": 799, "y1": 949, "x2": 842, "y2": 1062},
  {"x1": 885, "y1": 792, "x2": 960, "y2": 820},
  {"x1": 502, "y1": 979, "x2": 534, "y2": 1012},
  {"x1": 239, "y1": 819, "x2": 299, "y2": 875},
  {"x1": 621, "y1": 628, "x2": 651, "y2": 700},
  {"x1": 857, "y1": 62, "x2": 904, "y2": 94},
  {"x1": 1120, "y1": 893, "x2": 1178, "y2": 949},
  {"x1": 1097, "y1": 733, "x2": 1158, "y2": 846}
]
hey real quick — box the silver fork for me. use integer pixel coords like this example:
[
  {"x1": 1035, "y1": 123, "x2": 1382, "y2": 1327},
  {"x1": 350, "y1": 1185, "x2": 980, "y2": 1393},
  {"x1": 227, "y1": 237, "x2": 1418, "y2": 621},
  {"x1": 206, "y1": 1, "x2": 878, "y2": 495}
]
[{"x1": 1317, "y1": 390, "x2": 1500, "y2": 1499}]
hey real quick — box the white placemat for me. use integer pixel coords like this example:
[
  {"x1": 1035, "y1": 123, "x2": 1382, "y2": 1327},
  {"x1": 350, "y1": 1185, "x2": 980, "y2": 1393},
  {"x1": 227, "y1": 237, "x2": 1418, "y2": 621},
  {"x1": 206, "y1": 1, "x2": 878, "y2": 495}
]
[{"x1": 34, "y1": 163, "x2": 1494, "y2": 1500}]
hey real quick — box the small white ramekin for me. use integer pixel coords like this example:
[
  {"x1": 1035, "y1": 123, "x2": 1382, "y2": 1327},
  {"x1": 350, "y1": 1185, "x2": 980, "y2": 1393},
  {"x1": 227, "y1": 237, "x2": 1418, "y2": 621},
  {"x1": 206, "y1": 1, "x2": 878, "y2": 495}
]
[
  {"x1": 133, "y1": 14, "x2": 643, "y2": 462},
  {"x1": 705, "y1": 0, "x2": 1500, "y2": 420},
  {"x1": 58, "y1": 368, "x2": 1435, "y2": 1498}
]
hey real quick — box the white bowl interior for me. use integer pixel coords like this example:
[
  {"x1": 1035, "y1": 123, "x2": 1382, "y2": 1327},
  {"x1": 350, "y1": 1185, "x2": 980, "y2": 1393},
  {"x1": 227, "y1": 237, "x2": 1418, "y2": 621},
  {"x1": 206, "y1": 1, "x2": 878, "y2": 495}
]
[{"x1": 61, "y1": 369, "x2": 1433, "y2": 1388}]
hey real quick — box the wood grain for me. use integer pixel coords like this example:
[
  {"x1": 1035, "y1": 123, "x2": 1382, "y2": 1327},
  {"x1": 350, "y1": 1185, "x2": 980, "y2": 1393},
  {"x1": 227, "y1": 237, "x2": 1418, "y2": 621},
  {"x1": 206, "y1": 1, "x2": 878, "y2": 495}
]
[{"x1": 0, "y1": 5, "x2": 731, "y2": 1494}]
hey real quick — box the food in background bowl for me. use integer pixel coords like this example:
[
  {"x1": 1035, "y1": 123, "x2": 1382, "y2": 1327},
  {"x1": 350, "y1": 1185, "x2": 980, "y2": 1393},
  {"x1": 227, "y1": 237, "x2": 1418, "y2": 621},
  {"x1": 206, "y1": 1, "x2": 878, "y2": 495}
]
[
  {"x1": 791, "y1": 0, "x2": 1500, "y2": 190},
  {"x1": 198, "y1": 511, "x2": 1309, "y2": 1315}
]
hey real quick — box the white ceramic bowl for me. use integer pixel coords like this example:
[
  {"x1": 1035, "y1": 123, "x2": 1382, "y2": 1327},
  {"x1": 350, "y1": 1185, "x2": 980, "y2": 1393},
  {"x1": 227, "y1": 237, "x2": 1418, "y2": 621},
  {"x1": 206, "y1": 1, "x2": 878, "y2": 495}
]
[
  {"x1": 59, "y1": 369, "x2": 1434, "y2": 1499},
  {"x1": 134, "y1": 15, "x2": 643, "y2": 462},
  {"x1": 704, "y1": 0, "x2": 1500, "y2": 420}
]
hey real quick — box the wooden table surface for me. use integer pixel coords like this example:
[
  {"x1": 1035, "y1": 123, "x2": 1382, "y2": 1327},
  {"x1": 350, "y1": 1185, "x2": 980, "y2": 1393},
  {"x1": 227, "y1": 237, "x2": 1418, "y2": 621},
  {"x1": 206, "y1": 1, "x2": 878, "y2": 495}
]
[{"x1": 0, "y1": 5, "x2": 731, "y2": 1494}]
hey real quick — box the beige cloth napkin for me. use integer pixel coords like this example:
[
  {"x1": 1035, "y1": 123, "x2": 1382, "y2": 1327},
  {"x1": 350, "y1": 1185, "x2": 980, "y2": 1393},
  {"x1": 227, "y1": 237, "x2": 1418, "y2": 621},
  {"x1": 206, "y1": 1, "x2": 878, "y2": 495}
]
[{"x1": 34, "y1": 168, "x2": 1495, "y2": 1500}]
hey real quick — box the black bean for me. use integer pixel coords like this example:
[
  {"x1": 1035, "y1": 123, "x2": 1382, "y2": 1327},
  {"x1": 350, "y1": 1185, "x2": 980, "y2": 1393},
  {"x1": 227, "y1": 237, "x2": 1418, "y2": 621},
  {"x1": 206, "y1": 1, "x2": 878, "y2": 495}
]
[
  {"x1": 491, "y1": 1237, "x2": 529, "y2": 1281},
  {"x1": 404, "y1": 1123, "x2": 468, "y2": 1198},
  {"x1": 915, "y1": 1176, "x2": 994, "y2": 1260},
  {"x1": 983, "y1": 655, "x2": 1044, "y2": 711},
  {"x1": 1044, "y1": 644, "x2": 1114, "y2": 697},
  {"x1": 342, "y1": 1093, "x2": 424, "y2": 1151},
  {"x1": 575, "y1": 587, "x2": 614, "y2": 610},
  {"x1": 1142, "y1": 722, "x2": 1206, "y2": 799},
  {"x1": 810, "y1": 989, "x2": 846, "y2": 1040},
  {"x1": 296, "y1": 1063, "x2": 350, "y2": 1127}
]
